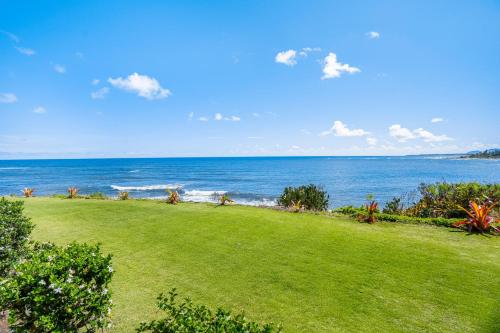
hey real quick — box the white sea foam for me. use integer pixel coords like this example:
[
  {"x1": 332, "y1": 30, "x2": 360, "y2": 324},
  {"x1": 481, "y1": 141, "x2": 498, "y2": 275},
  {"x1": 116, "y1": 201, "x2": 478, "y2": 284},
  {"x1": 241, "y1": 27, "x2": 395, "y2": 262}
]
[
  {"x1": 182, "y1": 190, "x2": 227, "y2": 202},
  {"x1": 110, "y1": 184, "x2": 182, "y2": 191},
  {"x1": 129, "y1": 169, "x2": 140, "y2": 173}
]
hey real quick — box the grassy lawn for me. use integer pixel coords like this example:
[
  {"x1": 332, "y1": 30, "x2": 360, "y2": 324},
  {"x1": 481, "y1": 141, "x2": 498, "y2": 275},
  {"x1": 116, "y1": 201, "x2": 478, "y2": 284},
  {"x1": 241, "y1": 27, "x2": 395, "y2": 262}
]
[{"x1": 21, "y1": 198, "x2": 499, "y2": 333}]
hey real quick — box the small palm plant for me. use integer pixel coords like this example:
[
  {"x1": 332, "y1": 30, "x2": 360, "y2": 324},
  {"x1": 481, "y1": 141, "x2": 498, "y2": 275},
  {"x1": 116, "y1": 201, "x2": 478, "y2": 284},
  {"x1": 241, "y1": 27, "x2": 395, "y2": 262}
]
[
  {"x1": 289, "y1": 200, "x2": 303, "y2": 213},
  {"x1": 22, "y1": 188, "x2": 35, "y2": 198},
  {"x1": 118, "y1": 191, "x2": 129, "y2": 200},
  {"x1": 218, "y1": 193, "x2": 234, "y2": 206},
  {"x1": 166, "y1": 190, "x2": 180, "y2": 205},
  {"x1": 358, "y1": 195, "x2": 379, "y2": 224},
  {"x1": 452, "y1": 200, "x2": 499, "y2": 233},
  {"x1": 67, "y1": 187, "x2": 79, "y2": 199}
]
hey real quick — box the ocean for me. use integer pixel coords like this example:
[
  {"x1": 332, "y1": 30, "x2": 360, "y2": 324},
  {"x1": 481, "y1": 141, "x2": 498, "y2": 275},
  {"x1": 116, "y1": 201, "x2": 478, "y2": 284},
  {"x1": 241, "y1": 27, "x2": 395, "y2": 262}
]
[{"x1": 0, "y1": 156, "x2": 498, "y2": 207}]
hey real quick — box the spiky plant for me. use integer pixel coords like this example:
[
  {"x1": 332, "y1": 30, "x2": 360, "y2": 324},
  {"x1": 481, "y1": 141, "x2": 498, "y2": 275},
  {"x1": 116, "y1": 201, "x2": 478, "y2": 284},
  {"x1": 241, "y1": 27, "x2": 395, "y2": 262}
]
[
  {"x1": 118, "y1": 191, "x2": 129, "y2": 200},
  {"x1": 218, "y1": 193, "x2": 234, "y2": 206},
  {"x1": 452, "y1": 200, "x2": 499, "y2": 233},
  {"x1": 166, "y1": 190, "x2": 180, "y2": 205},
  {"x1": 289, "y1": 200, "x2": 303, "y2": 213},
  {"x1": 22, "y1": 188, "x2": 35, "y2": 198},
  {"x1": 357, "y1": 200, "x2": 379, "y2": 224},
  {"x1": 67, "y1": 187, "x2": 79, "y2": 199}
]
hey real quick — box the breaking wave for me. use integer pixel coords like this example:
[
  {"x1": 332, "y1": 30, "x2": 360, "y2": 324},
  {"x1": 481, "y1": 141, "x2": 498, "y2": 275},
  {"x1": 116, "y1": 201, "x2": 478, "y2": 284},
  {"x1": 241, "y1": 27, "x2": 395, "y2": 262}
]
[{"x1": 110, "y1": 184, "x2": 182, "y2": 191}]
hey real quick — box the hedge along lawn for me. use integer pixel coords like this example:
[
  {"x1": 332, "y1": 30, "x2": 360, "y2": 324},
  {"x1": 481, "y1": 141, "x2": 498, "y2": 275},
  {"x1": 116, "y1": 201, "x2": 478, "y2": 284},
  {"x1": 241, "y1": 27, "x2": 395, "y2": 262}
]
[{"x1": 22, "y1": 198, "x2": 499, "y2": 333}]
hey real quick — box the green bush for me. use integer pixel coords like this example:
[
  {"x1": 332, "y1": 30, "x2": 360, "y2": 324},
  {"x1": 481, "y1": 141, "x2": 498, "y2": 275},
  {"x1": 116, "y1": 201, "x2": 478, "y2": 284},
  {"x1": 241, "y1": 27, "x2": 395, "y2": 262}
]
[
  {"x1": 0, "y1": 242, "x2": 114, "y2": 332},
  {"x1": 0, "y1": 198, "x2": 34, "y2": 278},
  {"x1": 86, "y1": 192, "x2": 108, "y2": 200},
  {"x1": 411, "y1": 182, "x2": 499, "y2": 218},
  {"x1": 137, "y1": 289, "x2": 282, "y2": 333},
  {"x1": 278, "y1": 184, "x2": 329, "y2": 211}
]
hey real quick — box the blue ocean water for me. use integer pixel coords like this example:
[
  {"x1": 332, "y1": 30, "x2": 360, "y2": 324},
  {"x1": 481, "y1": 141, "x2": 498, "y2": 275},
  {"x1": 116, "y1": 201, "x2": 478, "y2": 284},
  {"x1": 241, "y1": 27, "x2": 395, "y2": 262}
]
[{"x1": 0, "y1": 156, "x2": 498, "y2": 207}]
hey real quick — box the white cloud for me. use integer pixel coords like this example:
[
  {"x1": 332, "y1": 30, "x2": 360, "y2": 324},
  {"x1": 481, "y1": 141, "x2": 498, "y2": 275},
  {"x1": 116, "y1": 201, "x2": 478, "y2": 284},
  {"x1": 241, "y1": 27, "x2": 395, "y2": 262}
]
[
  {"x1": 431, "y1": 117, "x2": 444, "y2": 123},
  {"x1": 321, "y1": 52, "x2": 360, "y2": 79},
  {"x1": 228, "y1": 115, "x2": 240, "y2": 122},
  {"x1": 15, "y1": 46, "x2": 35, "y2": 56},
  {"x1": 33, "y1": 106, "x2": 46, "y2": 114},
  {"x1": 214, "y1": 113, "x2": 223, "y2": 121},
  {"x1": 198, "y1": 116, "x2": 209, "y2": 122},
  {"x1": 367, "y1": 137, "x2": 378, "y2": 145},
  {"x1": 53, "y1": 64, "x2": 66, "y2": 74},
  {"x1": 214, "y1": 113, "x2": 240, "y2": 121},
  {"x1": 389, "y1": 124, "x2": 452, "y2": 142},
  {"x1": 0, "y1": 93, "x2": 17, "y2": 104},
  {"x1": 90, "y1": 87, "x2": 109, "y2": 100},
  {"x1": 252, "y1": 112, "x2": 261, "y2": 118},
  {"x1": 275, "y1": 49, "x2": 297, "y2": 66},
  {"x1": 1, "y1": 30, "x2": 20, "y2": 43},
  {"x1": 299, "y1": 47, "x2": 321, "y2": 56},
  {"x1": 320, "y1": 121, "x2": 369, "y2": 137},
  {"x1": 388, "y1": 124, "x2": 416, "y2": 142},
  {"x1": 108, "y1": 73, "x2": 171, "y2": 100},
  {"x1": 366, "y1": 31, "x2": 380, "y2": 39},
  {"x1": 188, "y1": 112, "x2": 194, "y2": 120},
  {"x1": 91, "y1": 79, "x2": 100, "y2": 85},
  {"x1": 413, "y1": 128, "x2": 452, "y2": 142}
]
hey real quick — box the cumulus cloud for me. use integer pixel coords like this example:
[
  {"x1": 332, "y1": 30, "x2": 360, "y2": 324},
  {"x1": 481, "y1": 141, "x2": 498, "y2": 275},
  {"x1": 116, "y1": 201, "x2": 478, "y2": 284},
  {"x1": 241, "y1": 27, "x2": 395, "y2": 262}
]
[
  {"x1": 431, "y1": 117, "x2": 444, "y2": 123},
  {"x1": 388, "y1": 124, "x2": 416, "y2": 142},
  {"x1": 413, "y1": 128, "x2": 452, "y2": 142},
  {"x1": 108, "y1": 73, "x2": 171, "y2": 100},
  {"x1": 15, "y1": 46, "x2": 35, "y2": 56},
  {"x1": 53, "y1": 64, "x2": 66, "y2": 74},
  {"x1": 33, "y1": 106, "x2": 46, "y2": 114},
  {"x1": 366, "y1": 137, "x2": 378, "y2": 145},
  {"x1": 90, "y1": 87, "x2": 109, "y2": 100},
  {"x1": 214, "y1": 113, "x2": 223, "y2": 121},
  {"x1": 228, "y1": 115, "x2": 240, "y2": 121},
  {"x1": 0, "y1": 93, "x2": 17, "y2": 104},
  {"x1": 214, "y1": 113, "x2": 240, "y2": 121},
  {"x1": 275, "y1": 50, "x2": 297, "y2": 66},
  {"x1": 298, "y1": 47, "x2": 321, "y2": 57},
  {"x1": 366, "y1": 31, "x2": 380, "y2": 39},
  {"x1": 320, "y1": 121, "x2": 369, "y2": 137},
  {"x1": 389, "y1": 124, "x2": 452, "y2": 142},
  {"x1": 321, "y1": 52, "x2": 360, "y2": 79}
]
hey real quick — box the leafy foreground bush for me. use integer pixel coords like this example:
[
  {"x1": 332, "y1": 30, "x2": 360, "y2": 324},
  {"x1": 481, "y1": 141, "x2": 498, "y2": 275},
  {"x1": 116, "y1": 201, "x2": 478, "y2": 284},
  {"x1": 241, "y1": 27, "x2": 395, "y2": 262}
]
[
  {"x1": 0, "y1": 198, "x2": 34, "y2": 278},
  {"x1": 452, "y1": 201, "x2": 499, "y2": 233},
  {"x1": 385, "y1": 182, "x2": 500, "y2": 218},
  {"x1": 278, "y1": 184, "x2": 329, "y2": 211},
  {"x1": 0, "y1": 242, "x2": 114, "y2": 332},
  {"x1": 137, "y1": 289, "x2": 282, "y2": 333}
]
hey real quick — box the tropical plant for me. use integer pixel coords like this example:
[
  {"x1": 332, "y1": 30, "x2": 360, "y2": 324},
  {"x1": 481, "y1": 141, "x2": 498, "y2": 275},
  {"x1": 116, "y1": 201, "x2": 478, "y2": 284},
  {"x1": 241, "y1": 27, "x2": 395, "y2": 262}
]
[
  {"x1": 0, "y1": 198, "x2": 34, "y2": 278},
  {"x1": 278, "y1": 184, "x2": 329, "y2": 211},
  {"x1": 452, "y1": 200, "x2": 499, "y2": 233},
  {"x1": 0, "y1": 242, "x2": 114, "y2": 332},
  {"x1": 21, "y1": 188, "x2": 35, "y2": 198},
  {"x1": 218, "y1": 193, "x2": 234, "y2": 206},
  {"x1": 166, "y1": 190, "x2": 180, "y2": 205},
  {"x1": 136, "y1": 289, "x2": 282, "y2": 333},
  {"x1": 358, "y1": 200, "x2": 379, "y2": 224},
  {"x1": 67, "y1": 187, "x2": 79, "y2": 199},
  {"x1": 118, "y1": 191, "x2": 130, "y2": 200},
  {"x1": 289, "y1": 200, "x2": 303, "y2": 213}
]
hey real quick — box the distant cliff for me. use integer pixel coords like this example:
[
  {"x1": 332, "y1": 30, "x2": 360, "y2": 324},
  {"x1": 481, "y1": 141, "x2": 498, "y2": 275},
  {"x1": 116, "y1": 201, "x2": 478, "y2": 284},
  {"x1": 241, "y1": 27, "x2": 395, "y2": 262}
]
[{"x1": 462, "y1": 148, "x2": 500, "y2": 159}]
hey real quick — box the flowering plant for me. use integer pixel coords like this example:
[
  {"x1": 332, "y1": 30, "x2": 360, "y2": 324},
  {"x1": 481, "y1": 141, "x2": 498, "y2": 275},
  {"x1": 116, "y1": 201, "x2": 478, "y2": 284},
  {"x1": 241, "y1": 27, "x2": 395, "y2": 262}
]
[{"x1": 0, "y1": 242, "x2": 113, "y2": 332}]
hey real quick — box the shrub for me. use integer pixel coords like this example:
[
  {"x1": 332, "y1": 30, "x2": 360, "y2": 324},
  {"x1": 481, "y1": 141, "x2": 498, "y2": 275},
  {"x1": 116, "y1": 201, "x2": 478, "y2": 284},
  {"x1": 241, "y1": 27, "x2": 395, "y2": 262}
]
[
  {"x1": 166, "y1": 190, "x2": 180, "y2": 205},
  {"x1": 0, "y1": 198, "x2": 34, "y2": 278},
  {"x1": 136, "y1": 289, "x2": 282, "y2": 333},
  {"x1": 217, "y1": 193, "x2": 234, "y2": 206},
  {"x1": 21, "y1": 188, "x2": 35, "y2": 198},
  {"x1": 278, "y1": 184, "x2": 329, "y2": 211},
  {"x1": 412, "y1": 182, "x2": 500, "y2": 218},
  {"x1": 0, "y1": 242, "x2": 114, "y2": 332},
  {"x1": 383, "y1": 197, "x2": 404, "y2": 215},
  {"x1": 118, "y1": 191, "x2": 130, "y2": 200},
  {"x1": 67, "y1": 187, "x2": 79, "y2": 199},
  {"x1": 332, "y1": 205, "x2": 363, "y2": 215},
  {"x1": 357, "y1": 200, "x2": 378, "y2": 224},
  {"x1": 452, "y1": 200, "x2": 499, "y2": 233},
  {"x1": 87, "y1": 192, "x2": 107, "y2": 200}
]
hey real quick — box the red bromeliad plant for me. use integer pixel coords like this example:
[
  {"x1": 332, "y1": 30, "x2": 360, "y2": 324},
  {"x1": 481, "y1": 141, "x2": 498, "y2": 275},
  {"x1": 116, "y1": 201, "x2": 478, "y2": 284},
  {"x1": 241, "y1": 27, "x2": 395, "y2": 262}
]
[
  {"x1": 67, "y1": 187, "x2": 79, "y2": 199},
  {"x1": 452, "y1": 200, "x2": 499, "y2": 233},
  {"x1": 166, "y1": 190, "x2": 180, "y2": 205},
  {"x1": 357, "y1": 200, "x2": 379, "y2": 224},
  {"x1": 22, "y1": 188, "x2": 35, "y2": 197}
]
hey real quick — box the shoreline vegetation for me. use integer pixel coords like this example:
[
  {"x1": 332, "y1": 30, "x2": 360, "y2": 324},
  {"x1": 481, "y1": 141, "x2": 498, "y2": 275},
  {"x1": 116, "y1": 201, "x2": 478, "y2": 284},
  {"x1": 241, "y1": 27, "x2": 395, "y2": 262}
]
[{"x1": 1, "y1": 181, "x2": 498, "y2": 332}]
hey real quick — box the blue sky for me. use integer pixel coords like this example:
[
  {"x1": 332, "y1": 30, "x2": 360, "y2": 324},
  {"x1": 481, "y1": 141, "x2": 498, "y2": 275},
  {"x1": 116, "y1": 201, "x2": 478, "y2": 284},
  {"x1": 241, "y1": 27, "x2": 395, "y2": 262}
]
[{"x1": 1, "y1": 0, "x2": 499, "y2": 158}]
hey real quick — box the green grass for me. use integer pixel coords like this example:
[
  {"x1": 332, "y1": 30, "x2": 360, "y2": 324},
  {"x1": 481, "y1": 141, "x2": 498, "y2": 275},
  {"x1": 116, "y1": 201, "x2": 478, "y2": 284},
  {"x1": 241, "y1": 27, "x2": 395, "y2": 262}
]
[{"x1": 21, "y1": 198, "x2": 499, "y2": 333}]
